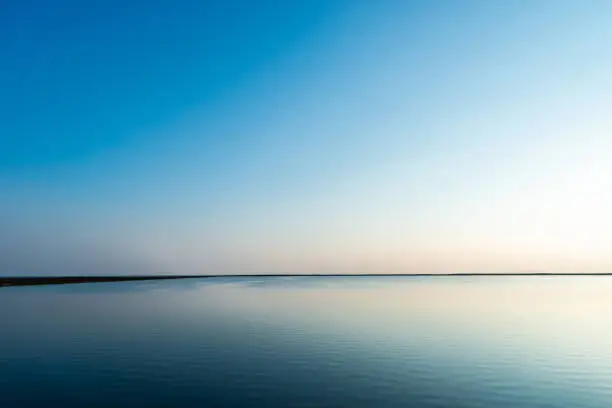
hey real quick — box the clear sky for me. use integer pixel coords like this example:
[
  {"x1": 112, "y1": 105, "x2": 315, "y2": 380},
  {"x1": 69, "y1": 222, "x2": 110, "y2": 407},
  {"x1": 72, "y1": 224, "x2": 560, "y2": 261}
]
[{"x1": 2, "y1": 1, "x2": 612, "y2": 276}]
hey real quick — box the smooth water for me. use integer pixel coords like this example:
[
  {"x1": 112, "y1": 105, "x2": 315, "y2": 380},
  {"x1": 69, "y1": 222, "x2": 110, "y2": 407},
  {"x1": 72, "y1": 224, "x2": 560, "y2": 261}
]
[{"x1": 2, "y1": 276, "x2": 612, "y2": 407}]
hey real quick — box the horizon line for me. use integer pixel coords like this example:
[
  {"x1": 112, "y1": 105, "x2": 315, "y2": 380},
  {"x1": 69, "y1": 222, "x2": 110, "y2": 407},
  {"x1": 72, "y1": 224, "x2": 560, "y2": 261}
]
[{"x1": 3, "y1": 273, "x2": 612, "y2": 287}]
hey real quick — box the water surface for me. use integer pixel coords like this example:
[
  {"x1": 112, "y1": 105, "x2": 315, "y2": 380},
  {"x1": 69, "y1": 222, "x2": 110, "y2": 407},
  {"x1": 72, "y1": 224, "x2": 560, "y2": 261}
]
[{"x1": 2, "y1": 276, "x2": 612, "y2": 407}]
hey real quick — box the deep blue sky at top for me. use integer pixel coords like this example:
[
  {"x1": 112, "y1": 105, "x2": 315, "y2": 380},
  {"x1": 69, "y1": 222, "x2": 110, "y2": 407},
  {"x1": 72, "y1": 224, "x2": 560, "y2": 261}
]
[{"x1": 1, "y1": 0, "x2": 347, "y2": 170}]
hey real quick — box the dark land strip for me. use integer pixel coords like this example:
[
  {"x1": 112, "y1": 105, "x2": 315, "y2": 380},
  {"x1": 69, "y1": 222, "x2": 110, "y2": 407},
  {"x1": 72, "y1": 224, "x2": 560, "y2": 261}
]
[{"x1": 2, "y1": 273, "x2": 612, "y2": 287}]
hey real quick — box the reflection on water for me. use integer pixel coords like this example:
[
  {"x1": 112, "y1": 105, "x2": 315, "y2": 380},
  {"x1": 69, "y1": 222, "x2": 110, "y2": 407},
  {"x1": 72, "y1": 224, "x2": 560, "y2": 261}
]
[{"x1": 2, "y1": 276, "x2": 612, "y2": 407}]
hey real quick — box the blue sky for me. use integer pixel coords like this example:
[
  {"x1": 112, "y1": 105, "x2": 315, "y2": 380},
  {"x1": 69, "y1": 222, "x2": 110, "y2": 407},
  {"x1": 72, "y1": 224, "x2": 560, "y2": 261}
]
[{"x1": 2, "y1": 1, "x2": 612, "y2": 275}]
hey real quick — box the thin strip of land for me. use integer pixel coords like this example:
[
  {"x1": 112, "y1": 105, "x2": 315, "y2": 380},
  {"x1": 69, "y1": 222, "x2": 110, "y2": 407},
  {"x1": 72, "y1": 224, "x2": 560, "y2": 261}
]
[{"x1": 2, "y1": 273, "x2": 612, "y2": 287}]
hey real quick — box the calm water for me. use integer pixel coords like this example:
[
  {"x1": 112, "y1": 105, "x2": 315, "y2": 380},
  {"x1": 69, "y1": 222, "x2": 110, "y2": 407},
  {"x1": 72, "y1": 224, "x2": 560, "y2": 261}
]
[{"x1": 2, "y1": 276, "x2": 612, "y2": 407}]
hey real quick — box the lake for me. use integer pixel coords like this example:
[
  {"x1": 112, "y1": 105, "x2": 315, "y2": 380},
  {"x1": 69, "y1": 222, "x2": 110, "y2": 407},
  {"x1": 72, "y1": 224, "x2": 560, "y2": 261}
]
[{"x1": 2, "y1": 276, "x2": 612, "y2": 407}]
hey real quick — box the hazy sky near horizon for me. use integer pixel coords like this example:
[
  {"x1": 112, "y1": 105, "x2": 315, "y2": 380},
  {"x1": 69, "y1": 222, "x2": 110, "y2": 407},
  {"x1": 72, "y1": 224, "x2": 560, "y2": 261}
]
[{"x1": 2, "y1": 1, "x2": 612, "y2": 275}]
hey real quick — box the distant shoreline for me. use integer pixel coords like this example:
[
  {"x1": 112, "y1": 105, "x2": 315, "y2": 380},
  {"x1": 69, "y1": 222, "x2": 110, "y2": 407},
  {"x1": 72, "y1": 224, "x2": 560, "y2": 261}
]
[{"x1": 2, "y1": 273, "x2": 612, "y2": 287}]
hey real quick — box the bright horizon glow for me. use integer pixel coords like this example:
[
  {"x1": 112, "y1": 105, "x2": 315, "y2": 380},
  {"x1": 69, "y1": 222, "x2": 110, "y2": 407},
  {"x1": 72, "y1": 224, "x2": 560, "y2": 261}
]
[{"x1": 2, "y1": 1, "x2": 612, "y2": 275}]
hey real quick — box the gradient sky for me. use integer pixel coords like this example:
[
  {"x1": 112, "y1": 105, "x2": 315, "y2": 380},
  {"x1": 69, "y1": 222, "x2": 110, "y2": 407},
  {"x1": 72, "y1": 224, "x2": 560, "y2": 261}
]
[{"x1": 2, "y1": 0, "x2": 612, "y2": 276}]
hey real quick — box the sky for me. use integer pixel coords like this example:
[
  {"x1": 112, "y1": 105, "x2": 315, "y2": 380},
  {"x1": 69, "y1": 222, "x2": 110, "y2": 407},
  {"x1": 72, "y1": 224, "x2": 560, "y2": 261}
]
[{"x1": 2, "y1": 0, "x2": 612, "y2": 276}]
